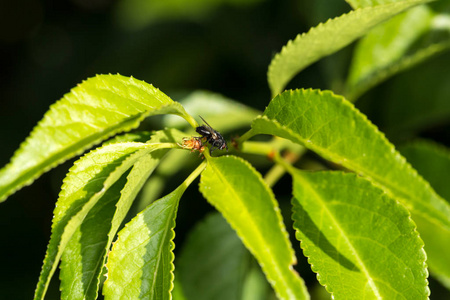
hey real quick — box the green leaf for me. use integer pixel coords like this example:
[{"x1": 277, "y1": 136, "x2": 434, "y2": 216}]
[
  {"x1": 59, "y1": 129, "x2": 185, "y2": 299},
  {"x1": 132, "y1": 128, "x2": 204, "y2": 211},
  {"x1": 346, "y1": 0, "x2": 417, "y2": 9},
  {"x1": 250, "y1": 89, "x2": 450, "y2": 285},
  {"x1": 380, "y1": 50, "x2": 450, "y2": 138},
  {"x1": 34, "y1": 141, "x2": 177, "y2": 300},
  {"x1": 59, "y1": 171, "x2": 127, "y2": 300},
  {"x1": 177, "y1": 212, "x2": 272, "y2": 300},
  {"x1": 413, "y1": 215, "x2": 450, "y2": 289},
  {"x1": 267, "y1": 0, "x2": 431, "y2": 97},
  {"x1": 102, "y1": 189, "x2": 180, "y2": 299},
  {"x1": 162, "y1": 90, "x2": 261, "y2": 133},
  {"x1": 199, "y1": 155, "x2": 309, "y2": 300},
  {"x1": 400, "y1": 140, "x2": 450, "y2": 202},
  {"x1": 241, "y1": 263, "x2": 276, "y2": 300},
  {"x1": 291, "y1": 170, "x2": 428, "y2": 299},
  {"x1": 346, "y1": 4, "x2": 450, "y2": 100},
  {"x1": 103, "y1": 131, "x2": 153, "y2": 145},
  {"x1": 172, "y1": 277, "x2": 188, "y2": 300},
  {"x1": 400, "y1": 140, "x2": 450, "y2": 288},
  {"x1": 102, "y1": 161, "x2": 206, "y2": 300},
  {"x1": 134, "y1": 150, "x2": 194, "y2": 212},
  {"x1": 0, "y1": 74, "x2": 195, "y2": 202},
  {"x1": 251, "y1": 89, "x2": 450, "y2": 230}
]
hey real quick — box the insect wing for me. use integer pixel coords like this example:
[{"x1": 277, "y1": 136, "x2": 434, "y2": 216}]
[
  {"x1": 196, "y1": 115, "x2": 228, "y2": 153},
  {"x1": 196, "y1": 126, "x2": 212, "y2": 137}
]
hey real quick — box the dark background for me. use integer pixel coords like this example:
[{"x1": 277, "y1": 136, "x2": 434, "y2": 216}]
[{"x1": 1, "y1": 0, "x2": 449, "y2": 299}]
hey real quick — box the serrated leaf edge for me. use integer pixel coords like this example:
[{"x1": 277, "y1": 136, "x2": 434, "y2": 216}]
[
  {"x1": 254, "y1": 88, "x2": 450, "y2": 229},
  {"x1": 103, "y1": 161, "x2": 206, "y2": 299},
  {"x1": 61, "y1": 146, "x2": 170, "y2": 299},
  {"x1": 206, "y1": 155, "x2": 296, "y2": 266},
  {"x1": 267, "y1": 0, "x2": 431, "y2": 96},
  {"x1": 200, "y1": 155, "x2": 306, "y2": 300},
  {"x1": 290, "y1": 171, "x2": 429, "y2": 299},
  {"x1": 0, "y1": 74, "x2": 192, "y2": 202},
  {"x1": 34, "y1": 142, "x2": 172, "y2": 300}
]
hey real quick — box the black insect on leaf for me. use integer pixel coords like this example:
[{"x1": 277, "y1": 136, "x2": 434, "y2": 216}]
[{"x1": 196, "y1": 116, "x2": 228, "y2": 155}]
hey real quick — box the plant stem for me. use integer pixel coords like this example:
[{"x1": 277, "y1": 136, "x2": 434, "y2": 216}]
[
  {"x1": 235, "y1": 128, "x2": 256, "y2": 145},
  {"x1": 272, "y1": 151, "x2": 298, "y2": 176},
  {"x1": 182, "y1": 160, "x2": 207, "y2": 189},
  {"x1": 240, "y1": 141, "x2": 276, "y2": 156},
  {"x1": 264, "y1": 164, "x2": 287, "y2": 188},
  {"x1": 180, "y1": 112, "x2": 199, "y2": 129}
]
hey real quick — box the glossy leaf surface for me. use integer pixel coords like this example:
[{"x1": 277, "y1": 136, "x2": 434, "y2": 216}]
[
  {"x1": 252, "y1": 89, "x2": 450, "y2": 230},
  {"x1": 103, "y1": 162, "x2": 205, "y2": 300},
  {"x1": 103, "y1": 188, "x2": 181, "y2": 299},
  {"x1": 59, "y1": 129, "x2": 185, "y2": 299},
  {"x1": 267, "y1": 0, "x2": 430, "y2": 96},
  {"x1": 34, "y1": 142, "x2": 176, "y2": 300},
  {"x1": 199, "y1": 155, "x2": 309, "y2": 300},
  {"x1": 291, "y1": 170, "x2": 428, "y2": 299},
  {"x1": 251, "y1": 89, "x2": 450, "y2": 285},
  {"x1": 0, "y1": 74, "x2": 194, "y2": 202}
]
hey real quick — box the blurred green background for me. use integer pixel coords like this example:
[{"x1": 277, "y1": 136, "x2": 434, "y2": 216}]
[{"x1": 0, "y1": 0, "x2": 449, "y2": 299}]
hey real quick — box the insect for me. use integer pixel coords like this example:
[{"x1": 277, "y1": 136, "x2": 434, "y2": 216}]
[
  {"x1": 196, "y1": 116, "x2": 228, "y2": 155},
  {"x1": 178, "y1": 137, "x2": 205, "y2": 154}
]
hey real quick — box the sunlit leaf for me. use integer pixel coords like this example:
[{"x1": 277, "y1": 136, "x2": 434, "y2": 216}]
[
  {"x1": 199, "y1": 155, "x2": 309, "y2": 300},
  {"x1": 59, "y1": 173, "x2": 126, "y2": 300},
  {"x1": 134, "y1": 150, "x2": 195, "y2": 212},
  {"x1": 103, "y1": 189, "x2": 181, "y2": 299},
  {"x1": 34, "y1": 141, "x2": 177, "y2": 300},
  {"x1": 134, "y1": 127, "x2": 208, "y2": 212},
  {"x1": 267, "y1": 0, "x2": 431, "y2": 97},
  {"x1": 103, "y1": 162, "x2": 206, "y2": 300},
  {"x1": 103, "y1": 131, "x2": 153, "y2": 145},
  {"x1": 0, "y1": 74, "x2": 195, "y2": 203},
  {"x1": 251, "y1": 89, "x2": 450, "y2": 229},
  {"x1": 291, "y1": 170, "x2": 428, "y2": 299},
  {"x1": 250, "y1": 88, "x2": 450, "y2": 284},
  {"x1": 59, "y1": 129, "x2": 185, "y2": 299},
  {"x1": 177, "y1": 212, "x2": 272, "y2": 300},
  {"x1": 346, "y1": 0, "x2": 419, "y2": 9}
]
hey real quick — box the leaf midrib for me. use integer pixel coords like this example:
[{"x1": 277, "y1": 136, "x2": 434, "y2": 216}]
[
  {"x1": 0, "y1": 113, "x2": 145, "y2": 200},
  {"x1": 294, "y1": 174, "x2": 382, "y2": 299},
  {"x1": 257, "y1": 117, "x2": 450, "y2": 229},
  {"x1": 207, "y1": 159, "x2": 295, "y2": 299}
]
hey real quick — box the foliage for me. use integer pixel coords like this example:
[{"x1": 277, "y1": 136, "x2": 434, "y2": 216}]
[{"x1": 1, "y1": 0, "x2": 449, "y2": 299}]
